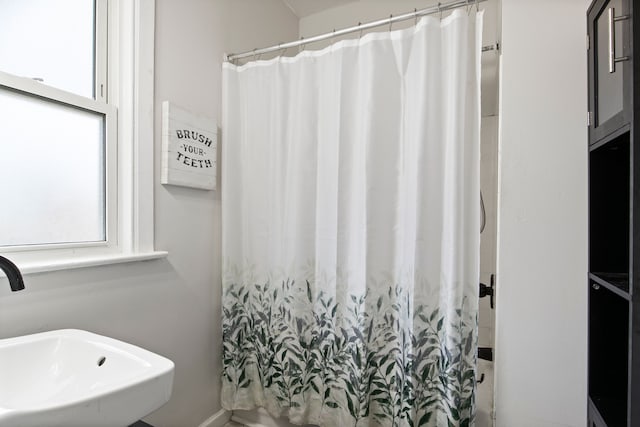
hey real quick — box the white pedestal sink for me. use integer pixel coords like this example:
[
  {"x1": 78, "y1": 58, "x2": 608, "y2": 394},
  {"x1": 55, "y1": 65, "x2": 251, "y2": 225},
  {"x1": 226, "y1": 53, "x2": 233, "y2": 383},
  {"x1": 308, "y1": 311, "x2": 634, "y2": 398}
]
[{"x1": 0, "y1": 329, "x2": 174, "y2": 427}]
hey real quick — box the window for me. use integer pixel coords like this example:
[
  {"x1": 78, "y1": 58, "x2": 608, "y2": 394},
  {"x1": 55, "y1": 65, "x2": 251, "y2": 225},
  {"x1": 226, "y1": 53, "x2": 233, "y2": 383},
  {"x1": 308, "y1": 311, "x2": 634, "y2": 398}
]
[
  {"x1": 0, "y1": 0, "x2": 111, "y2": 249},
  {"x1": 0, "y1": 0, "x2": 101, "y2": 98},
  {"x1": 0, "y1": 89, "x2": 109, "y2": 247},
  {"x1": 0, "y1": 0, "x2": 163, "y2": 272}
]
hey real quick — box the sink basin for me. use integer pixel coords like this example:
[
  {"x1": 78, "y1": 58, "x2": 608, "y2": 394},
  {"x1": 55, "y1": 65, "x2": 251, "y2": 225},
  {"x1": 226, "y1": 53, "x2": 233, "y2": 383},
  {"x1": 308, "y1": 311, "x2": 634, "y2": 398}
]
[{"x1": 0, "y1": 329, "x2": 174, "y2": 427}]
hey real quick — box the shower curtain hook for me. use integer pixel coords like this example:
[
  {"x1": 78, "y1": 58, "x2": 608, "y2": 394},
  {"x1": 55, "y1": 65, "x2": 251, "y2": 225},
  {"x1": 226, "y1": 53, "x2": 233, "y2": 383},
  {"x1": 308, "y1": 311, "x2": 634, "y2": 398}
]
[
  {"x1": 475, "y1": 0, "x2": 479, "y2": 11},
  {"x1": 277, "y1": 43, "x2": 287, "y2": 57},
  {"x1": 414, "y1": 8, "x2": 418, "y2": 26},
  {"x1": 437, "y1": 2, "x2": 443, "y2": 20},
  {"x1": 298, "y1": 36, "x2": 305, "y2": 53},
  {"x1": 358, "y1": 22, "x2": 363, "y2": 39},
  {"x1": 389, "y1": 14, "x2": 393, "y2": 32},
  {"x1": 252, "y1": 48, "x2": 257, "y2": 61}
]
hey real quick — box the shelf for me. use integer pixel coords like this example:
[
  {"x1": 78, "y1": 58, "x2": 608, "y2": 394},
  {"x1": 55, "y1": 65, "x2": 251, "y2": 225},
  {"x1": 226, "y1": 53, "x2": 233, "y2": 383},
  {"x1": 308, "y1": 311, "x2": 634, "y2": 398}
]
[
  {"x1": 590, "y1": 124, "x2": 631, "y2": 149},
  {"x1": 590, "y1": 272, "x2": 631, "y2": 299},
  {"x1": 590, "y1": 395, "x2": 627, "y2": 427}
]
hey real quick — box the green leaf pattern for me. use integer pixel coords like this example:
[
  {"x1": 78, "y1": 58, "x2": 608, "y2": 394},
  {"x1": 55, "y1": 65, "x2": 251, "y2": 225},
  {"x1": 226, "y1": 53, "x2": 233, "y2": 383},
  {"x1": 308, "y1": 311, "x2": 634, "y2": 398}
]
[{"x1": 222, "y1": 276, "x2": 477, "y2": 427}]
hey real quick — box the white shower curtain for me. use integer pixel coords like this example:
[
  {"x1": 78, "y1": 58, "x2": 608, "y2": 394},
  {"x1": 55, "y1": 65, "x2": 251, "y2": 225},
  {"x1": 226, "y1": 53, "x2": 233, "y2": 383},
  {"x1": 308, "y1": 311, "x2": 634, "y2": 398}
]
[{"x1": 222, "y1": 9, "x2": 482, "y2": 427}]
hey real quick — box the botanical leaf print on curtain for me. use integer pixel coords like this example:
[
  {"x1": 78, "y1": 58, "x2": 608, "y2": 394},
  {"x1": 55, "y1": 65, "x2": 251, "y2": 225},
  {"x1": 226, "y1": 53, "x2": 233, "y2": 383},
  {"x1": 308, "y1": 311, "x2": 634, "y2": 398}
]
[{"x1": 221, "y1": 9, "x2": 483, "y2": 427}]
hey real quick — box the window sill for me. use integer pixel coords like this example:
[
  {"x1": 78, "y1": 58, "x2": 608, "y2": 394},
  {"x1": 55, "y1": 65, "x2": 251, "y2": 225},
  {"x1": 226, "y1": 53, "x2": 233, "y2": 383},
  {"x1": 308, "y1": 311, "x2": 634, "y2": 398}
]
[{"x1": 8, "y1": 251, "x2": 168, "y2": 276}]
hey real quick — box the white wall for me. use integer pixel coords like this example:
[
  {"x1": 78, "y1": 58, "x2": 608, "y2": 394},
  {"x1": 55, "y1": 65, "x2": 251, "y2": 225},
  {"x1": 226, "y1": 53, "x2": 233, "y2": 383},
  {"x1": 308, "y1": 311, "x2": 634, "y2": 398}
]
[
  {"x1": 0, "y1": 2, "x2": 298, "y2": 427},
  {"x1": 494, "y1": 0, "x2": 588, "y2": 425}
]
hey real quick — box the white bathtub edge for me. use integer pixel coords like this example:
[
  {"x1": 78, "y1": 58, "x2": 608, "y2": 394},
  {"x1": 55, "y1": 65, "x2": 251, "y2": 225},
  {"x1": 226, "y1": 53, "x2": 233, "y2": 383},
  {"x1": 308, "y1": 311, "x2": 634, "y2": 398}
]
[{"x1": 198, "y1": 409, "x2": 232, "y2": 427}]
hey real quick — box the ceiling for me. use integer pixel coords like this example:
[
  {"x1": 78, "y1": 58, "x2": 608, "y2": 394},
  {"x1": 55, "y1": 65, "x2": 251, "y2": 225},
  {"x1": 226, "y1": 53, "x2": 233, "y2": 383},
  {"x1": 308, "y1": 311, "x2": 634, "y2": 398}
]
[{"x1": 281, "y1": 0, "x2": 359, "y2": 18}]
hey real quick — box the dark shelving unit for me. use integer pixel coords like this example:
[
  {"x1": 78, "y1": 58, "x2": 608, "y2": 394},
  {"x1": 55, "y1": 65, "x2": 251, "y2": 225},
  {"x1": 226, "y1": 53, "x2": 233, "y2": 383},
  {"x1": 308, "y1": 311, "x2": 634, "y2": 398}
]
[{"x1": 587, "y1": 0, "x2": 639, "y2": 425}]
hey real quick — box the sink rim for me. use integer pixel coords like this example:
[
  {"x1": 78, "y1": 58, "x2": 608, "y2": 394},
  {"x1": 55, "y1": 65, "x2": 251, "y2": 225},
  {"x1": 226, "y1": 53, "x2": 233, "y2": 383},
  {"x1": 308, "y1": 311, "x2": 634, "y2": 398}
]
[{"x1": 0, "y1": 329, "x2": 174, "y2": 414}]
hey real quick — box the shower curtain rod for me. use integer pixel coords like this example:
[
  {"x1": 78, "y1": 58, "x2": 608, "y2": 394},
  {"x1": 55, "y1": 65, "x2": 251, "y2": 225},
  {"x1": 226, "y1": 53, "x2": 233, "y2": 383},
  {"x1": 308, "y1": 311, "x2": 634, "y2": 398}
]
[{"x1": 226, "y1": 0, "x2": 490, "y2": 62}]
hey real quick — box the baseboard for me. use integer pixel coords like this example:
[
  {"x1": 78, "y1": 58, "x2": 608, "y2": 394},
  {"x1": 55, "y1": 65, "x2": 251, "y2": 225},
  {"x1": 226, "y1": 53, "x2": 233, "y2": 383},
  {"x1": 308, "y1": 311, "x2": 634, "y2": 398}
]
[
  {"x1": 198, "y1": 409, "x2": 232, "y2": 427},
  {"x1": 230, "y1": 414, "x2": 269, "y2": 427},
  {"x1": 231, "y1": 408, "x2": 295, "y2": 427}
]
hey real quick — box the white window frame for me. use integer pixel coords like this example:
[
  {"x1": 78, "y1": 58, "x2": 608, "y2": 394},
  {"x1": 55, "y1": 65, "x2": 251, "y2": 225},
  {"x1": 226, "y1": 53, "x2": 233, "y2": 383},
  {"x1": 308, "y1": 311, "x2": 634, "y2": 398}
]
[{"x1": 0, "y1": 0, "x2": 166, "y2": 274}]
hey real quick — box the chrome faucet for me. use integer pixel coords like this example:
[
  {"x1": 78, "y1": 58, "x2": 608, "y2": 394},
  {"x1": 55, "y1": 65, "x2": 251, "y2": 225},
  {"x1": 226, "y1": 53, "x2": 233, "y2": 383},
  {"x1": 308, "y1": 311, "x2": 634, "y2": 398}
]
[{"x1": 0, "y1": 255, "x2": 24, "y2": 291}]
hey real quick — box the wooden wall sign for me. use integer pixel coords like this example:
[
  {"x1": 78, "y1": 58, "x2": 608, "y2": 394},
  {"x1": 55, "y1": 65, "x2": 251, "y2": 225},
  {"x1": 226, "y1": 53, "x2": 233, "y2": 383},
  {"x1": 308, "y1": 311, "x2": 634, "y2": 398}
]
[{"x1": 161, "y1": 101, "x2": 217, "y2": 190}]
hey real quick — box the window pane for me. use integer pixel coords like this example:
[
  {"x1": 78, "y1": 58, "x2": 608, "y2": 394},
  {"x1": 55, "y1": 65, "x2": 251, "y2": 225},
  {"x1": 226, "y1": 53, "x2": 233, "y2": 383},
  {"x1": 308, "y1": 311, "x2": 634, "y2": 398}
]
[
  {"x1": 0, "y1": 0, "x2": 95, "y2": 98},
  {"x1": 0, "y1": 88, "x2": 105, "y2": 246}
]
